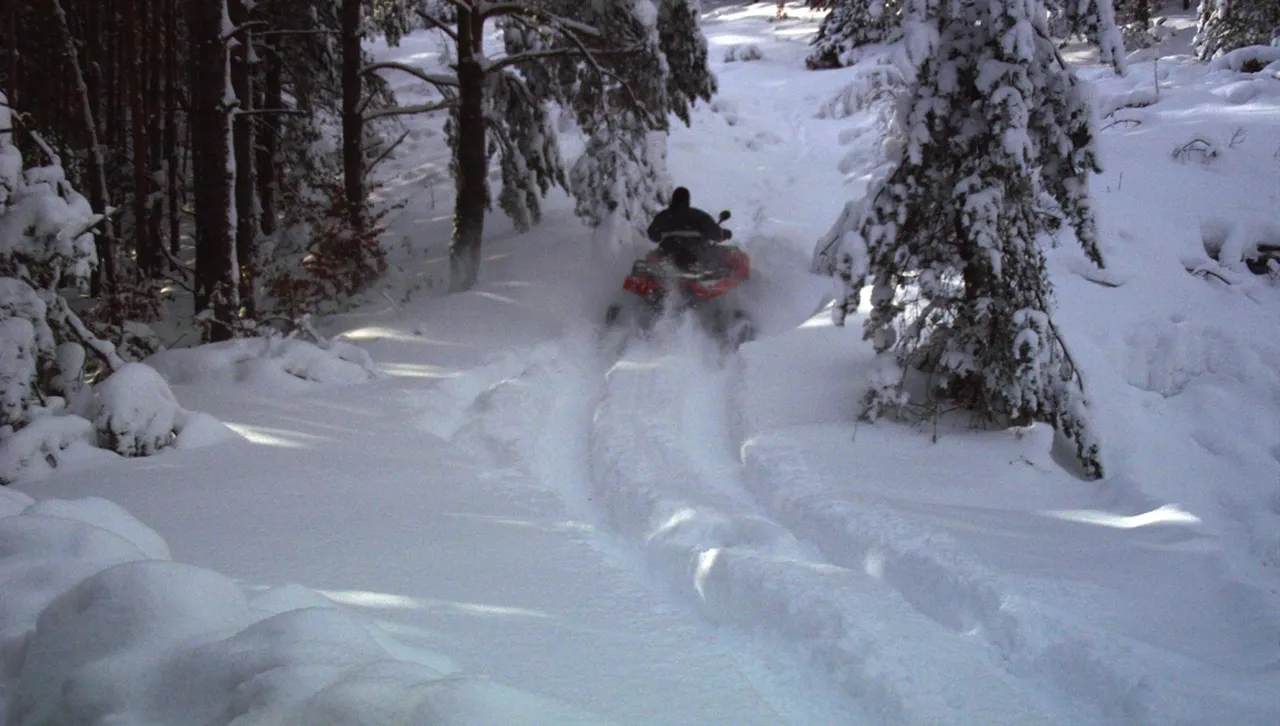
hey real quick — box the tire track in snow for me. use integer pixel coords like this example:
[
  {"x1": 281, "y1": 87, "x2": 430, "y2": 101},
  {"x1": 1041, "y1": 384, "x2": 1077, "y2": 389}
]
[
  {"x1": 728, "y1": 360, "x2": 1280, "y2": 726},
  {"x1": 585, "y1": 323, "x2": 1072, "y2": 726}
]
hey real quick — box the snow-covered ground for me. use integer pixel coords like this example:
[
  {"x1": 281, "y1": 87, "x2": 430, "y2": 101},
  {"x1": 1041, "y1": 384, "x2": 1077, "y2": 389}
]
[{"x1": 4, "y1": 3, "x2": 1280, "y2": 724}]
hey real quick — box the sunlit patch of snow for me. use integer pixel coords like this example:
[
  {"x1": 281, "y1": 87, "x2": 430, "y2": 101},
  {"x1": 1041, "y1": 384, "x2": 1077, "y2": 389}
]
[
  {"x1": 221, "y1": 422, "x2": 312, "y2": 448},
  {"x1": 1044, "y1": 505, "x2": 1204, "y2": 530}
]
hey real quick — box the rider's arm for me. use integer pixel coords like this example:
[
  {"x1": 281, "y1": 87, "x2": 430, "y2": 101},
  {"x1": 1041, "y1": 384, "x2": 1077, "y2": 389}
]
[
  {"x1": 698, "y1": 211, "x2": 725, "y2": 242},
  {"x1": 647, "y1": 211, "x2": 667, "y2": 242}
]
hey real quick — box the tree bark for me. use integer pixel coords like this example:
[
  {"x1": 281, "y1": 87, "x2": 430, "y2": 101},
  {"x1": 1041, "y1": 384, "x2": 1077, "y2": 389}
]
[
  {"x1": 450, "y1": 8, "x2": 488, "y2": 293},
  {"x1": 165, "y1": 0, "x2": 181, "y2": 257},
  {"x1": 188, "y1": 0, "x2": 238, "y2": 341},
  {"x1": 340, "y1": 0, "x2": 364, "y2": 229},
  {"x1": 257, "y1": 34, "x2": 281, "y2": 238},
  {"x1": 131, "y1": 0, "x2": 158, "y2": 276},
  {"x1": 230, "y1": 0, "x2": 257, "y2": 315}
]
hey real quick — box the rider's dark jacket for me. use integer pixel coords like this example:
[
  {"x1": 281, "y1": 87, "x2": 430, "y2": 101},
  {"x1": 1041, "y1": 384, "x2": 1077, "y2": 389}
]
[{"x1": 646, "y1": 202, "x2": 726, "y2": 244}]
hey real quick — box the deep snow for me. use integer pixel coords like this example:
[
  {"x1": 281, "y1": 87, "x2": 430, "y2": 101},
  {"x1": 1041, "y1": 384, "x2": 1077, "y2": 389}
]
[{"x1": 4, "y1": 3, "x2": 1280, "y2": 725}]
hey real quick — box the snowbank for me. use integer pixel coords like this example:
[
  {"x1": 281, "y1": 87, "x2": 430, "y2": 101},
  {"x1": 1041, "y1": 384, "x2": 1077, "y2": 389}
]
[
  {"x1": 0, "y1": 494, "x2": 616, "y2": 726},
  {"x1": 146, "y1": 337, "x2": 377, "y2": 392}
]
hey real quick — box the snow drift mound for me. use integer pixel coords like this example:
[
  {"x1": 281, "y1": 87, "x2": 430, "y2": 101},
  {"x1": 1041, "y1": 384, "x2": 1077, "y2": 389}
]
[{"x1": 0, "y1": 494, "x2": 616, "y2": 726}]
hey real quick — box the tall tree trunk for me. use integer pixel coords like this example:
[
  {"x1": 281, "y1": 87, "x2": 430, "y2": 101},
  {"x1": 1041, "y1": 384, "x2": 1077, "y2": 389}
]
[
  {"x1": 131, "y1": 0, "x2": 158, "y2": 276},
  {"x1": 257, "y1": 34, "x2": 281, "y2": 238},
  {"x1": 450, "y1": 8, "x2": 488, "y2": 293},
  {"x1": 147, "y1": 0, "x2": 165, "y2": 273},
  {"x1": 230, "y1": 0, "x2": 257, "y2": 315},
  {"x1": 48, "y1": 0, "x2": 116, "y2": 298},
  {"x1": 340, "y1": 0, "x2": 364, "y2": 229},
  {"x1": 165, "y1": 0, "x2": 181, "y2": 257},
  {"x1": 188, "y1": 0, "x2": 238, "y2": 342}
]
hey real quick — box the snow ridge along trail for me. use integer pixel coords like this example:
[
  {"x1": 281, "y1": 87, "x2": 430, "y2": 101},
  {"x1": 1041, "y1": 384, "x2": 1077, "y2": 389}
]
[{"x1": 583, "y1": 324, "x2": 1070, "y2": 726}]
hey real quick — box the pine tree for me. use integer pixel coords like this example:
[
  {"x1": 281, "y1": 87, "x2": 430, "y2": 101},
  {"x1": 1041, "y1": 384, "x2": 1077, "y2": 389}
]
[
  {"x1": 855, "y1": 0, "x2": 1106, "y2": 477},
  {"x1": 805, "y1": 0, "x2": 905, "y2": 69},
  {"x1": 1195, "y1": 0, "x2": 1280, "y2": 60}
]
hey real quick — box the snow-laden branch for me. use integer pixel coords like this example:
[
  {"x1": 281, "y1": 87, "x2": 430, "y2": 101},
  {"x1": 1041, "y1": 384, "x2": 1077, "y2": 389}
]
[
  {"x1": 362, "y1": 61, "x2": 459, "y2": 88},
  {"x1": 482, "y1": 46, "x2": 580, "y2": 73},
  {"x1": 221, "y1": 20, "x2": 268, "y2": 43},
  {"x1": 479, "y1": 3, "x2": 603, "y2": 38},
  {"x1": 504, "y1": 14, "x2": 659, "y2": 129},
  {"x1": 364, "y1": 98, "x2": 457, "y2": 120}
]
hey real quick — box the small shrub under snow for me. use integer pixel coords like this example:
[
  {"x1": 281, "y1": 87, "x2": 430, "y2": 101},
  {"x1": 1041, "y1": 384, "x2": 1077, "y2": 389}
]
[
  {"x1": 724, "y1": 44, "x2": 764, "y2": 62},
  {"x1": 87, "y1": 363, "x2": 187, "y2": 457}
]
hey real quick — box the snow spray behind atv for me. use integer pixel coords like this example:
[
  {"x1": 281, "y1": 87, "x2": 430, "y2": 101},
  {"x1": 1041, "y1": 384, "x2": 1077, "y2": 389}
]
[{"x1": 604, "y1": 210, "x2": 756, "y2": 348}]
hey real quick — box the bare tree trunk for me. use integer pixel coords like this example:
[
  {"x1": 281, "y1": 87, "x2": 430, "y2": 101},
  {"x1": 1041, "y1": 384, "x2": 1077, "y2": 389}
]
[
  {"x1": 147, "y1": 0, "x2": 165, "y2": 272},
  {"x1": 257, "y1": 34, "x2": 281, "y2": 238},
  {"x1": 230, "y1": 0, "x2": 257, "y2": 316},
  {"x1": 48, "y1": 0, "x2": 116, "y2": 299},
  {"x1": 165, "y1": 0, "x2": 181, "y2": 257},
  {"x1": 131, "y1": 0, "x2": 159, "y2": 276},
  {"x1": 450, "y1": 8, "x2": 488, "y2": 293},
  {"x1": 341, "y1": 0, "x2": 365, "y2": 230},
  {"x1": 188, "y1": 0, "x2": 238, "y2": 341}
]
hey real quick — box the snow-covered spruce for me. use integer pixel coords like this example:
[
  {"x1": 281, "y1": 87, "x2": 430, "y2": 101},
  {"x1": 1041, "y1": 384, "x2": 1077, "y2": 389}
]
[
  {"x1": 805, "y1": 0, "x2": 905, "y2": 69},
  {"x1": 1195, "y1": 0, "x2": 1280, "y2": 60},
  {"x1": 853, "y1": 0, "x2": 1108, "y2": 477}
]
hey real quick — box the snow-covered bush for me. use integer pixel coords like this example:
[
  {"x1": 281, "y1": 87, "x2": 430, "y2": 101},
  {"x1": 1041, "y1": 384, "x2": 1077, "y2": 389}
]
[
  {"x1": 1205, "y1": 44, "x2": 1280, "y2": 72},
  {"x1": 724, "y1": 43, "x2": 765, "y2": 62},
  {"x1": 145, "y1": 335, "x2": 377, "y2": 390},
  {"x1": 815, "y1": 62, "x2": 907, "y2": 119},
  {"x1": 87, "y1": 363, "x2": 187, "y2": 457}
]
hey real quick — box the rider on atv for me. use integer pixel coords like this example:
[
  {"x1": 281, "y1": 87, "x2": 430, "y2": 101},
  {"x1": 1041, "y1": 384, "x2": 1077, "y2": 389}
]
[{"x1": 647, "y1": 187, "x2": 731, "y2": 271}]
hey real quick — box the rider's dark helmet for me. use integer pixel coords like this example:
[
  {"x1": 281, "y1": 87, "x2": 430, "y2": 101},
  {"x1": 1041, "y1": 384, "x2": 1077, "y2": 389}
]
[{"x1": 671, "y1": 187, "x2": 691, "y2": 209}]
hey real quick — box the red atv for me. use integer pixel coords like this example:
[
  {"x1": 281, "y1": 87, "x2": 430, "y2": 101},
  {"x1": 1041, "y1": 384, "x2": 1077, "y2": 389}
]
[{"x1": 604, "y1": 210, "x2": 755, "y2": 348}]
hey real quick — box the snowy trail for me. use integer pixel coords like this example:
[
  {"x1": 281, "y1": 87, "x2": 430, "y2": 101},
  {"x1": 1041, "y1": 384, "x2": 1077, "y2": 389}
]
[{"x1": 574, "y1": 325, "x2": 1075, "y2": 725}]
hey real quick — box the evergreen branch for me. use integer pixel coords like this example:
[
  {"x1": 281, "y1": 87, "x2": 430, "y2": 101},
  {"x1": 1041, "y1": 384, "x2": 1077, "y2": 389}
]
[
  {"x1": 479, "y1": 3, "x2": 604, "y2": 38},
  {"x1": 364, "y1": 99, "x2": 457, "y2": 120},
  {"x1": 362, "y1": 61, "x2": 459, "y2": 88},
  {"x1": 414, "y1": 9, "x2": 459, "y2": 42},
  {"x1": 254, "y1": 29, "x2": 339, "y2": 38},
  {"x1": 232, "y1": 108, "x2": 309, "y2": 117},
  {"x1": 504, "y1": 14, "x2": 659, "y2": 129},
  {"x1": 61, "y1": 204, "x2": 124, "y2": 242},
  {"x1": 222, "y1": 20, "x2": 269, "y2": 43},
  {"x1": 483, "y1": 47, "x2": 581, "y2": 72}
]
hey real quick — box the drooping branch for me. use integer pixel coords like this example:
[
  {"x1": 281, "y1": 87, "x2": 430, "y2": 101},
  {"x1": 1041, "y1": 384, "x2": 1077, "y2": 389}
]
[
  {"x1": 364, "y1": 98, "x2": 458, "y2": 120},
  {"x1": 415, "y1": 9, "x2": 459, "y2": 42},
  {"x1": 503, "y1": 13, "x2": 660, "y2": 129},
  {"x1": 480, "y1": 3, "x2": 604, "y2": 37},
  {"x1": 362, "y1": 61, "x2": 459, "y2": 88}
]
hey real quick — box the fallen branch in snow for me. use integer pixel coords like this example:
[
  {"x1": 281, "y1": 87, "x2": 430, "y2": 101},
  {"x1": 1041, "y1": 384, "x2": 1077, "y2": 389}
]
[
  {"x1": 1172, "y1": 137, "x2": 1218, "y2": 164},
  {"x1": 1100, "y1": 117, "x2": 1141, "y2": 132}
]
